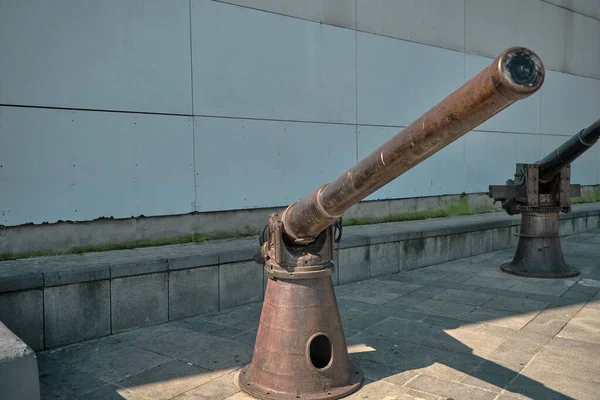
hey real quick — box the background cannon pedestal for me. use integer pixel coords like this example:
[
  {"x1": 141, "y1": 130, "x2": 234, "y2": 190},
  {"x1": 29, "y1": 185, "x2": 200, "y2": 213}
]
[
  {"x1": 500, "y1": 211, "x2": 578, "y2": 278},
  {"x1": 490, "y1": 119, "x2": 600, "y2": 279}
]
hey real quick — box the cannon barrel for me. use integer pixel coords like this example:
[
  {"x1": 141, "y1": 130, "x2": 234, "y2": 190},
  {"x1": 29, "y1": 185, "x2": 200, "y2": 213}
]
[
  {"x1": 281, "y1": 47, "x2": 545, "y2": 244},
  {"x1": 537, "y1": 118, "x2": 600, "y2": 183}
]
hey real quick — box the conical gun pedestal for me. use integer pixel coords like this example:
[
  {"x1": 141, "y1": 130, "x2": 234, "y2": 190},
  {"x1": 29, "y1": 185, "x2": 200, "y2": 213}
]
[
  {"x1": 501, "y1": 211, "x2": 578, "y2": 278},
  {"x1": 239, "y1": 215, "x2": 363, "y2": 400}
]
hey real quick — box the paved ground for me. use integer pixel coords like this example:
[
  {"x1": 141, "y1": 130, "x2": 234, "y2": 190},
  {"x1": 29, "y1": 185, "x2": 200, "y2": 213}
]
[{"x1": 38, "y1": 229, "x2": 600, "y2": 400}]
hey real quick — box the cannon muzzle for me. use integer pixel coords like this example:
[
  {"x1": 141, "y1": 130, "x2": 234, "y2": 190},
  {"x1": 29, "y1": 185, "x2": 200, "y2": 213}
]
[
  {"x1": 282, "y1": 47, "x2": 545, "y2": 244},
  {"x1": 538, "y1": 118, "x2": 600, "y2": 183}
]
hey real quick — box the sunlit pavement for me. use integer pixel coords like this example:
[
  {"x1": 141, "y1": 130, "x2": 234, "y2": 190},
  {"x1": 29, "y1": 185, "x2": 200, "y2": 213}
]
[{"x1": 38, "y1": 229, "x2": 600, "y2": 399}]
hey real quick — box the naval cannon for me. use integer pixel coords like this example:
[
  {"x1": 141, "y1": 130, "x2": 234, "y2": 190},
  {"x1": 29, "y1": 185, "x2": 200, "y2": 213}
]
[
  {"x1": 239, "y1": 47, "x2": 544, "y2": 400},
  {"x1": 489, "y1": 118, "x2": 600, "y2": 278}
]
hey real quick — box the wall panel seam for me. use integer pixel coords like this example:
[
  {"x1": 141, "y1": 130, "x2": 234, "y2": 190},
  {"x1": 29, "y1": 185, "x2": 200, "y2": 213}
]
[
  {"x1": 189, "y1": 0, "x2": 198, "y2": 213},
  {"x1": 541, "y1": 0, "x2": 600, "y2": 22},
  {"x1": 0, "y1": 103, "x2": 576, "y2": 137}
]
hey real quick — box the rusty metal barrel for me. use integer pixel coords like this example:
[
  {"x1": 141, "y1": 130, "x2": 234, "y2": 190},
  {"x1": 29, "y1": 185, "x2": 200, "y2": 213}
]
[
  {"x1": 282, "y1": 47, "x2": 545, "y2": 245},
  {"x1": 537, "y1": 118, "x2": 600, "y2": 183}
]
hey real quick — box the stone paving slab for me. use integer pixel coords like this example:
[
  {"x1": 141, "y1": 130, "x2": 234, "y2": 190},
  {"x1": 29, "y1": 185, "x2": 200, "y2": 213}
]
[{"x1": 36, "y1": 229, "x2": 600, "y2": 399}]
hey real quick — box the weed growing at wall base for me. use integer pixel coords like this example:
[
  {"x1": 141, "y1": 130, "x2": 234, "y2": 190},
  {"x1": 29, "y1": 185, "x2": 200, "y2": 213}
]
[
  {"x1": 343, "y1": 197, "x2": 498, "y2": 226},
  {"x1": 0, "y1": 231, "x2": 255, "y2": 261},
  {"x1": 571, "y1": 190, "x2": 600, "y2": 204},
  {"x1": 3, "y1": 192, "x2": 598, "y2": 261}
]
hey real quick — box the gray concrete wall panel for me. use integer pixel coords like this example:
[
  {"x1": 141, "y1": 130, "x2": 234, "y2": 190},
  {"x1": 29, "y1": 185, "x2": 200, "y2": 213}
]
[
  {"x1": 0, "y1": 0, "x2": 192, "y2": 113},
  {"x1": 357, "y1": 0, "x2": 465, "y2": 51},
  {"x1": 544, "y1": 0, "x2": 600, "y2": 20},
  {"x1": 0, "y1": 107, "x2": 194, "y2": 226},
  {"x1": 191, "y1": 0, "x2": 356, "y2": 123},
  {"x1": 194, "y1": 117, "x2": 356, "y2": 211},
  {"x1": 465, "y1": 0, "x2": 543, "y2": 60},
  {"x1": 357, "y1": 31, "x2": 464, "y2": 127},
  {"x1": 216, "y1": 0, "x2": 356, "y2": 28},
  {"x1": 541, "y1": 2, "x2": 600, "y2": 79},
  {"x1": 541, "y1": 71, "x2": 600, "y2": 136}
]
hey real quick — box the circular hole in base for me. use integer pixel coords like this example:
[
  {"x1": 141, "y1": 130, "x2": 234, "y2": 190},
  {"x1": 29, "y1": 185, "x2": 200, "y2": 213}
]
[{"x1": 308, "y1": 334, "x2": 332, "y2": 369}]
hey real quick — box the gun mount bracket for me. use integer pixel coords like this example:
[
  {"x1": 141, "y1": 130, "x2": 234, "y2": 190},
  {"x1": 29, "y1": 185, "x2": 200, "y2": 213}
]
[
  {"x1": 516, "y1": 205, "x2": 563, "y2": 213},
  {"x1": 489, "y1": 164, "x2": 579, "y2": 216},
  {"x1": 262, "y1": 213, "x2": 335, "y2": 280}
]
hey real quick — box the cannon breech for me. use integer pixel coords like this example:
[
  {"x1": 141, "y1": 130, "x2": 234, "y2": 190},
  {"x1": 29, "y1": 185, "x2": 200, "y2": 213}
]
[{"x1": 490, "y1": 117, "x2": 600, "y2": 216}]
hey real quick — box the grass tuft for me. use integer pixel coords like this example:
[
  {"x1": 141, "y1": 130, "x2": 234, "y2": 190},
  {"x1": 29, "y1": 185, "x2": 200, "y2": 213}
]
[
  {"x1": 344, "y1": 197, "x2": 498, "y2": 227},
  {"x1": 0, "y1": 231, "x2": 255, "y2": 261},
  {"x1": 572, "y1": 190, "x2": 600, "y2": 204}
]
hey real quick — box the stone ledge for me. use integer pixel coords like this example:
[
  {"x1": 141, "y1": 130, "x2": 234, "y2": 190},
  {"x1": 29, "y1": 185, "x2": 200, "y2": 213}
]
[
  {"x1": 0, "y1": 269, "x2": 43, "y2": 293},
  {"x1": 338, "y1": 202, "x2": 600, "y2": 248},
  {"x1": 0, "y1": 204, "x2": 599, "y2": 294},
  {"x1": 1, "y1": 204, "x2": 599, "y2": 350},
  {"x1": 0, "y1": 321, "x2": 40, "y2": 400},
  {"x1": 339, "y1": 214, "x2": 522, "y2": 247}
]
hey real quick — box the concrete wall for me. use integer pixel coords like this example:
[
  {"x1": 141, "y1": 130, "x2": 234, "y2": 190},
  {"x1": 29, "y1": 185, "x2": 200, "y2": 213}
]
[{"x1": 1, "y1": 0, "x2": 600, "y2": 227}]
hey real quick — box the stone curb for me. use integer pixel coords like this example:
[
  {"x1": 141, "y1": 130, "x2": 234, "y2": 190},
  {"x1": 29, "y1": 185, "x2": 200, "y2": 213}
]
[{"x1": 0, "y1": 204, "x2": 599, "y2": 293}]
